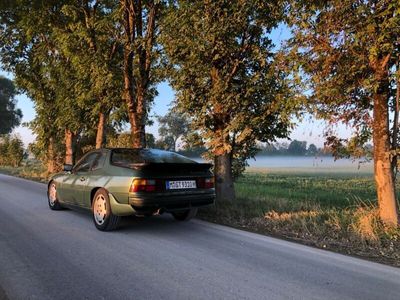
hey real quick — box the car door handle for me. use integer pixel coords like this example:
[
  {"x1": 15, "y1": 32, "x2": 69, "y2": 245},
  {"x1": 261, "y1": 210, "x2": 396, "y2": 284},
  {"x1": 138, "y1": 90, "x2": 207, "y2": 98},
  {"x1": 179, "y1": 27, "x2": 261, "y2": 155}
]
[{"x1": 80, "y1": 177, "x2": 86, "y2": 182}]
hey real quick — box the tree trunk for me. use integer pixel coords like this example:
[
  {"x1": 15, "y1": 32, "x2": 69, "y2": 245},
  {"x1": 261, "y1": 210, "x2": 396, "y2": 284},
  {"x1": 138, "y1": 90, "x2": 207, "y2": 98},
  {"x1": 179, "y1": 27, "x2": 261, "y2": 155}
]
[
  {"x1": 65, "y1": 128, "x2": 74, "y2": 165},
  {"x1": 47, "y1": 137, "x2": 56, "y2": 173},
  {"x1": 214, "y1": 153, "x2": 235, "y2": 202},
  {"x1": 122, "y1": 0, "x2": 136, "y2": 149},
  {"x1": 373, "y1": 87, "x2": 399, "y2": 227},
  {"x1": 95, "y1": 111, "x2": 106, "y2": 149},
  {"x1": 121, "y1": 0, "x2": 155, "y2": 149}
]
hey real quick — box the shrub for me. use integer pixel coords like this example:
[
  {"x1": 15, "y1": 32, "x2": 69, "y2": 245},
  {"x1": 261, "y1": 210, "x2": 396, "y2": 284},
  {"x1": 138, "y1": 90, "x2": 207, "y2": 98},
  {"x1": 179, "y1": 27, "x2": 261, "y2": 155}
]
[{"x1": 0, "y1": 134, "x2": 25, "y2": 167}]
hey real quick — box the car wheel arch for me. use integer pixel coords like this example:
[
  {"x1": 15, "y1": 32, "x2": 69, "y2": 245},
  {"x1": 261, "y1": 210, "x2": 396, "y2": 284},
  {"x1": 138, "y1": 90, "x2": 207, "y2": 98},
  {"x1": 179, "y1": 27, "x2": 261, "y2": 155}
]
[
  {"x1": 47, "y1": 180, "x2": 54, "y2": 189},
  {"x1": 90, "y1": 187, "x2": 103, "y2": 205}
]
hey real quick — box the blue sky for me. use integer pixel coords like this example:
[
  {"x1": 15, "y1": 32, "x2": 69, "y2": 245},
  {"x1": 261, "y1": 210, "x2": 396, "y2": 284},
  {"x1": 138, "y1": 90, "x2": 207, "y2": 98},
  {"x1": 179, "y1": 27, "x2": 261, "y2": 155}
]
[{"x1": 0, "y1": 24, "x2": 350, "y2": 148}]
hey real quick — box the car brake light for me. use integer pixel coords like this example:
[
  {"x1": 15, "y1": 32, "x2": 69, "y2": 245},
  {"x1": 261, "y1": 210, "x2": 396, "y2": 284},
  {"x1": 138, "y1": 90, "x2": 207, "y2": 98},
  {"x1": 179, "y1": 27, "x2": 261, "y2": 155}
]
[
  {"x1": 130, "y1": 179, "x2": 162, "y2": 192},
  {"x1": 198, "y1": 177, "x2": 214, "y2": 189},
  {"x1": 205, "y1": 177, "x2": 214, "y2": 189}
]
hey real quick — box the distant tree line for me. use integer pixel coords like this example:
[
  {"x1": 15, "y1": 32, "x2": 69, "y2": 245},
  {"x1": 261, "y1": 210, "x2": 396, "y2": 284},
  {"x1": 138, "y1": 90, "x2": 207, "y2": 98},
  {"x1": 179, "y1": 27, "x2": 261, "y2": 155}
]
[
  {"x1": 259, "y1": 141, "x2": 320, "y2": 156},
  {"x1": 258, "y1": 140, "x2": 373, "y2": 157}
]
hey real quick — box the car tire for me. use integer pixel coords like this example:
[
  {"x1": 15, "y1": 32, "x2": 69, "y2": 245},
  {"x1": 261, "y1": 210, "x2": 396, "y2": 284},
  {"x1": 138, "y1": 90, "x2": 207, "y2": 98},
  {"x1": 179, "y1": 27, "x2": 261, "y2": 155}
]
[
  {"x1": 92, "y1": 188, "x2": 120, "y2": 231},
  {"x1": 172, "y1": 208, "x2": 198, "y2": 221},
  {"x1": 47, "y1": 181, "x2": 63, "y2": 210}
]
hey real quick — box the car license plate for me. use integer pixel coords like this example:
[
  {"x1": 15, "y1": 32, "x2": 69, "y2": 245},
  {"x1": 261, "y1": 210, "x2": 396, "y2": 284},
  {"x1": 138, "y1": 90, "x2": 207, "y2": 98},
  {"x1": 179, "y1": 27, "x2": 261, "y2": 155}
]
[{"x1": 166, "y1": 180, "x2": 196, "y2": 190}]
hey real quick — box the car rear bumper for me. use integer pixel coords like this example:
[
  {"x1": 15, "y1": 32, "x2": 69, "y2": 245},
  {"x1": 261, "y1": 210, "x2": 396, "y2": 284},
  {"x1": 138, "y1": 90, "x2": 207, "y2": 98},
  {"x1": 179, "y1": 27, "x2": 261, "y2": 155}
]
[{"x1": 129, "y1": 190, "x2": 215, "y2": 213}]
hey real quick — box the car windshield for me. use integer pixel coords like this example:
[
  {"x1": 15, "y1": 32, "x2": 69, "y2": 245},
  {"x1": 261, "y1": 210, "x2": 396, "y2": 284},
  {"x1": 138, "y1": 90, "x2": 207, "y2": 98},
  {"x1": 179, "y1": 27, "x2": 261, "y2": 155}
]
[{"x1": 111, "y1": 149, "x2": 196, "y2": 166}]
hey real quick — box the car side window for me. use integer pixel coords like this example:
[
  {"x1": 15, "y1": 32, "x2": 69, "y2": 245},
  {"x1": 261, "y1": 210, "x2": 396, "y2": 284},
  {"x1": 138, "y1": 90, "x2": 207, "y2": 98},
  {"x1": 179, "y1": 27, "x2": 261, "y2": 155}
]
[
  {"x1": 73, "y1": 153, "x2": 99, "y2": 173},
  {"x1": 91, "y1": 152, "x2": 107, "y2": 171}
]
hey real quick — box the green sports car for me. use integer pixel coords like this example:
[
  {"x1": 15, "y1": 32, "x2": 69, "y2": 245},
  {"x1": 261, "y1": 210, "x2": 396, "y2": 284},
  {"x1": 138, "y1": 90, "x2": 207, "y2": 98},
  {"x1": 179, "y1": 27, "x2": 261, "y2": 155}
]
[{"x1": 47, "y1": 148, "x2": 215, "y2": 231}]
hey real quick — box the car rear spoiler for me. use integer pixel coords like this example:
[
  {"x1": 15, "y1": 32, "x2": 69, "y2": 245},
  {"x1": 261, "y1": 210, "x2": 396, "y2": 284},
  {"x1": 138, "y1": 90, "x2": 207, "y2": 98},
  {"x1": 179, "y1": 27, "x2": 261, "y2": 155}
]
[{"x1": 129, "y1": 162, "x2": 213, "y2": 172}]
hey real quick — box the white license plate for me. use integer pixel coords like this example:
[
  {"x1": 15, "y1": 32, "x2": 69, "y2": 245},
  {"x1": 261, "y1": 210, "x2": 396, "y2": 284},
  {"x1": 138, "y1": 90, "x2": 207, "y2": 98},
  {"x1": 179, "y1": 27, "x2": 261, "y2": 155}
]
[{"x1": 166, "y1": 180, "x2": 197, "y2": 190}]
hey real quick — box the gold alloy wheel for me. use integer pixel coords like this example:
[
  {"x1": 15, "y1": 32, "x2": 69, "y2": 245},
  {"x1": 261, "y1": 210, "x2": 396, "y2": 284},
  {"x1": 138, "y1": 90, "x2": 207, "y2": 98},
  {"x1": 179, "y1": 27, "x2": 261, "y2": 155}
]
[{"x1": 93, "y1": 194, "x2": 107, "y2": 225}]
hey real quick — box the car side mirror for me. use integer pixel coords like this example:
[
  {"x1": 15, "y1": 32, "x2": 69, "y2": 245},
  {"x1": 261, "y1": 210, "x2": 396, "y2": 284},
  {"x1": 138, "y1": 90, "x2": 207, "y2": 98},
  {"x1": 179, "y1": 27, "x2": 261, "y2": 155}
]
[{"x1": 63, "y1": 164, "x2": 73, "y2": 172}]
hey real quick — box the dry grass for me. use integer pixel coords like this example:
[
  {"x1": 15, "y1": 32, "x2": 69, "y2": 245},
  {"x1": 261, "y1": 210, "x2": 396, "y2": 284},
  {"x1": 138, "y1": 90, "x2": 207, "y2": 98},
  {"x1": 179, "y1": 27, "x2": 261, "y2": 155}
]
[
  {"x1": 198, "y1": 173, "x2": 400, "y2": 267},
  {"x1": 0, "y1": 160, "x2": 48, "y2": 182}
]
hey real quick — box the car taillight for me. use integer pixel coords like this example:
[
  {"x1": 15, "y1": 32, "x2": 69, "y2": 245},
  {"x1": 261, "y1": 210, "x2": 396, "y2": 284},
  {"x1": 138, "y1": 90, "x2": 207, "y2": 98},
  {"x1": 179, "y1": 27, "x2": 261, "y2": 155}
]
[
  {"x1": 198, "y1": 177, "x2": 214, "y2": 189},
  {"x1": 130, "y1": 179, "x2": 162, "y2": 192},
  {"x1": 205, "y1": 177, "x2": 214, "y2": 189}
]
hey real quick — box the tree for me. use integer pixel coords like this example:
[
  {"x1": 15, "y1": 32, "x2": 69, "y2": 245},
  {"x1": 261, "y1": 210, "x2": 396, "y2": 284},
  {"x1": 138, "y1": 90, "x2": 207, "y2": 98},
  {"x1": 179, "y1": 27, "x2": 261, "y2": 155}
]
[
  {"x1": 0, "y1": 0, "x2": 88, "y2": 168},
  {"x1": 157, "y1": 110, "x2": 189, "y2": 151},
  {"x1": 119, "y1": 0, "x2": 161, "y2": 148},
  {"x1": 0, "y1": 1, "x2": 123, "y2": 169},
  {"x1": 146, "y1": 133, "x2": 156, "y2": 148},
  {"x1": 58, "y1": 1, "x2": 123, "y2": 149},
  {"x1": 154, "y1": 135, "x2": 175, "y2": 150},
  {"x1": 307, "y1": 144, "x2": 318, "y2": 156},
  {"x1": 7, "y1": 135, "x2": 24, "y2": 167},
  {"x1": 286, "y1": 0, "x2": 400, "y2": 226},
  {"x1": 161, "y1": 0, "x2": 298, "y2": 201},
  {"x1": 0, "y1": 134, "x2": 24, "y2": 167},
  {"x1": 180, "y1": 131, "x2": 207, "y2": 156},
  {"x1": 288, "y1": 140, "x2": 307, "y2": 155},
  {"x1": 0, "y1": 135, "x2": 10, "y2": 165},
  {"x1": 1, "y1": 1, "x2": 60, "y2": 171},
  {"x1": 0, "y1": 76, "x2": 22, "y2": 134}
]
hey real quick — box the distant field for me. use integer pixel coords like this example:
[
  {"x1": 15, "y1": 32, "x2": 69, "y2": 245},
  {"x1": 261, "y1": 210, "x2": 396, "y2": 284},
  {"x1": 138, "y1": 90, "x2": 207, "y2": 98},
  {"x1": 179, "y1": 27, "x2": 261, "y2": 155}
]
[
  {"x1": 193, "y1": 155, "x2": 374, "y2": 174},
  {"x1": 246, "y1": 155, "x2": 373, "y2": 174},
  {"x1": 237, "y1": 172, "x2": 378, "y2": 209}
]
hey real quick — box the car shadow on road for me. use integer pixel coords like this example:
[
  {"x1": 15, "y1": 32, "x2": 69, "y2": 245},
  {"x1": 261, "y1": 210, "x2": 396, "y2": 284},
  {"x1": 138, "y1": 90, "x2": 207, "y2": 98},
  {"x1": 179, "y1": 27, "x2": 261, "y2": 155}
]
[{"x1": 117, "y1": 214, "x2": 196, "y2": 234}]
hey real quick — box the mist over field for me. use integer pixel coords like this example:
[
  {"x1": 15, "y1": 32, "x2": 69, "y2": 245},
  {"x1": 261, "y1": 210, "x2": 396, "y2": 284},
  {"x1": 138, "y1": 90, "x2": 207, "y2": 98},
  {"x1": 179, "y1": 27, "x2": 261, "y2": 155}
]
[
  {"x1": 194, "y1": 156, "x2": 374, "y2": 174},
  {"x1": 247, "y1": 156, "x2": 373, "y2": 173}
]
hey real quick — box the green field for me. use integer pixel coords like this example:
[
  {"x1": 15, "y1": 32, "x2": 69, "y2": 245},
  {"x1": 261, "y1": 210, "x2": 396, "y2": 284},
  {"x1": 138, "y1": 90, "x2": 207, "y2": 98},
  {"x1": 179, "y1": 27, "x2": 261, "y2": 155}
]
[
  {"x1": 237, "y1": 172, "x2": 378, "y2": 209},
  {"x1": 199, "y1": 171, "x2": 382, "y2": 222}
]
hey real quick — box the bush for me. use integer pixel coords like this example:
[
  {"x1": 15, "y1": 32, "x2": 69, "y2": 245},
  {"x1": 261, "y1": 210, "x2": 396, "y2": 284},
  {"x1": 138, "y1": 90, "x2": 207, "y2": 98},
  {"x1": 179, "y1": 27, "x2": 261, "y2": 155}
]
[{"x1": 0, "y1": 134, "x2": 25, "y2": 167}]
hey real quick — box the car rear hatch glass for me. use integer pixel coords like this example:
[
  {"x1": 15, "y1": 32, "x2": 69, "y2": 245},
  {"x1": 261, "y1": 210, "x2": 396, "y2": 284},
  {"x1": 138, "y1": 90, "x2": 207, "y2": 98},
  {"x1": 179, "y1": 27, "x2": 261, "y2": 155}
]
[{"x1": 111, "y1": 148, "x2": 212, "y2": 176}]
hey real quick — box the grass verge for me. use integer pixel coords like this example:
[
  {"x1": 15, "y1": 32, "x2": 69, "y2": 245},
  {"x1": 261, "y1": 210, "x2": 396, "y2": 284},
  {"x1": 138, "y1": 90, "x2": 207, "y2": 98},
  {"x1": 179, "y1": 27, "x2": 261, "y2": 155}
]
[
  {"x1": 0, "y1": 160, "x2": 48, "y2": 183},
  {"x1": 198, "y1": 172, "x2": 400, "y2": 267}
]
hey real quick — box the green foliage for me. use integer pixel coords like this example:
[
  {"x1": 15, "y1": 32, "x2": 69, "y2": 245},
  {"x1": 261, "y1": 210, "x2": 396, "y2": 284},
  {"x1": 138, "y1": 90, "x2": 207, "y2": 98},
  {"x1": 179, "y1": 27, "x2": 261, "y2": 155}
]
[
  {"x1": 0, "y1": 76, "x2": 22, "y2": 134},
  {"x1": 106, "y1": 132, "x2": 157, "y2": 149},
  {"x1": 288, "y1": 140, "x2": 307, "y2": 156},
  {"x1": 154, "y1": 135, "x2": 175, "y2": 151},
  {"x1": 178, "y1": 131, "x2": 207, "y2": 157},
  {"x1": 146, "y1": 133, "x2": 156, "y2": 148},
  {"x1": 107, "y1": 133, "x2": 132, "y2": 149},
  {"x1": 285, "y1": 0, "x2": 400, "y2": 152},
  {"x1": 0, "y1": 1, "x2": 126, "y2": 167},
  {"x1": 55, "y1": 1, "x2": 123, "y2": 127},
  {"x1": 161, "y1": 0, "x2": 300, "y2": 177},
  {"x1": 307, "y1": 144, "x2": 318, "y2": 156},
  {"x1": 157, "y1": 109, "x2": 189, "y2": 151},
  {"x1": 0, "y1": 134, "x2": 24, "y2": 167}
]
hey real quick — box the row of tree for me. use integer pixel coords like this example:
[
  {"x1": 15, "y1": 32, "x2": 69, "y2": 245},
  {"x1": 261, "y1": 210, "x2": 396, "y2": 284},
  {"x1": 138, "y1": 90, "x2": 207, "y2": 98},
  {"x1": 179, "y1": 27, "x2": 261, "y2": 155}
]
[
  {"x1": 0, "y1": 0, "x2": 399, "y2": 227},
  {"x1": 259, "y1": 141, "x2": 319, "y2": 156}
]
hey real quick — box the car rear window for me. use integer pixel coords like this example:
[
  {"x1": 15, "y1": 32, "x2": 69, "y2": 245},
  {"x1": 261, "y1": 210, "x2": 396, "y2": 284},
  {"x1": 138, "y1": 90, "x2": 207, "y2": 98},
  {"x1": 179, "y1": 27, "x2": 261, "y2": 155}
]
[{"x1": 111, "y1": 149, "x2": 196, "y2": 166}]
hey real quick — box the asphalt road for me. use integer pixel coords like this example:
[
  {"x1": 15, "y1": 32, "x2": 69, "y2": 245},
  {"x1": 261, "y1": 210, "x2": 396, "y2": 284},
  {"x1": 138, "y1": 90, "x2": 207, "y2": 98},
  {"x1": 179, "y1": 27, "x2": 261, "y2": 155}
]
[{"x1": 0, "y1": 174, "x2": 400, "y2": 300}]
